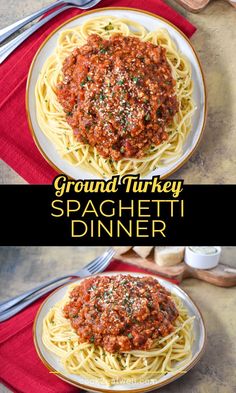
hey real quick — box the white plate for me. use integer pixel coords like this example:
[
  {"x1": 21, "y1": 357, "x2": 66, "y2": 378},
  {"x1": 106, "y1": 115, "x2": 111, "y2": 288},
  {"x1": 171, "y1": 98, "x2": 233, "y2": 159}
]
[
  {"x1": 26, "y1": 7, "x2": 207, "y2": 180},
  {"x1": 34, "y1": 272, "x2": 206, "y2": 393}
]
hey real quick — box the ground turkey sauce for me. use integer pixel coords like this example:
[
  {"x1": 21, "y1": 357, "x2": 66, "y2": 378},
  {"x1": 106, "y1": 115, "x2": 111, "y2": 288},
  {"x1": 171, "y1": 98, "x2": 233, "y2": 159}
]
[
  {"x1": 57, "y1": 34, "x2": 179, "y2": 161},
  {"x1": 64, "y1": 275, "x2": 179, "y2": 353}
]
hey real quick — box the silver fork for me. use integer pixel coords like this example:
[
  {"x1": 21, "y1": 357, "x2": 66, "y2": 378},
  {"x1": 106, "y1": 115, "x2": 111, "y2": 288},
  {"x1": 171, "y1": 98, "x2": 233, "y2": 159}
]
[
  {"x1": 0, "y1": 0, "x2": 102, "y2": 64},
  {"x1": 0, "y1": 247, "x2": 115, "y2": 322},
  {"x1": 0, "y1": 0, "x2": 91, "y2": 44}
]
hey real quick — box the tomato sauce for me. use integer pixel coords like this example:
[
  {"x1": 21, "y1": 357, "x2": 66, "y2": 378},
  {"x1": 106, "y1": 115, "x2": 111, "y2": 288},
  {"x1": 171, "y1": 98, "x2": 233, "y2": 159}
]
[
  {"x1": 64, "y1": 275, "x2": 179, "y2": 353},
  {"x1": 57, "y1": 34, "x2": 179, "y2": 161}
]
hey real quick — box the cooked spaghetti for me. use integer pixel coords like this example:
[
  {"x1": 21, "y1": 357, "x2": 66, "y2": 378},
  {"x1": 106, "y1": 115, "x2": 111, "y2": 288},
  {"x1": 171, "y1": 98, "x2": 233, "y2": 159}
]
[
  {"x1": 42, "y1": 275, "x2": 194, "y2": 386},
  {"x1": 35, "y1": 16, "x2": 195, "y2": 177}
]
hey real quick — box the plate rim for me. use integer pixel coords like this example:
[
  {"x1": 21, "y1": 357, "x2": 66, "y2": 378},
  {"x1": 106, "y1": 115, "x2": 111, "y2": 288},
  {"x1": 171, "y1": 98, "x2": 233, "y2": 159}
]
[
  {"x1": 33, "y1": 271, "x2": 207, "y2": 393},
  {"x1": 25, "y1": 6, "x2": 207, "y2": 180}
]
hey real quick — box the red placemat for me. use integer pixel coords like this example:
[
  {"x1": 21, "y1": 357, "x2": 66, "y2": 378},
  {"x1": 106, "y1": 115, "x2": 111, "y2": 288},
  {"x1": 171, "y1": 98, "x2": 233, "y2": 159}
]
[
  {"x1": 0, "y1": 0, "x2": 196, "y2": 184},
  {"x1": 0, "y1": 259, "x2": 178, "y2": 393}
]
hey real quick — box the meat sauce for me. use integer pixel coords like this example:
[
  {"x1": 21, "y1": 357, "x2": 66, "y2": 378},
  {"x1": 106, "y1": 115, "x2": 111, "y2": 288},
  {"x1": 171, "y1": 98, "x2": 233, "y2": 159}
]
[
  {"x1": 57, "y1": 34, "x2": 179, "y2": 161},
  {"x1": 64, "y1": 275, "x2": 179, "y2": 353}
]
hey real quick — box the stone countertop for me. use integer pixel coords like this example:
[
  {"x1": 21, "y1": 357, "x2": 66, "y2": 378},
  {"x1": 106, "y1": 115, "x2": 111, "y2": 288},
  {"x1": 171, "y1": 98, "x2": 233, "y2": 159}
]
[
  {"x1": 0, "y1": 0, "x2": 236, "y2": 184},
  {"x1": 0, "y1": 246, "x2": 235, "y2": 393}
]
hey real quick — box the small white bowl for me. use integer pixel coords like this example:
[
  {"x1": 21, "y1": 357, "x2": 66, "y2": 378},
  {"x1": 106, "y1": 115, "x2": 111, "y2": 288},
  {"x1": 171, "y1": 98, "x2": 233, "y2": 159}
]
[{"x1": 185, "y1": 247, "x2": 221, "y2": 269}]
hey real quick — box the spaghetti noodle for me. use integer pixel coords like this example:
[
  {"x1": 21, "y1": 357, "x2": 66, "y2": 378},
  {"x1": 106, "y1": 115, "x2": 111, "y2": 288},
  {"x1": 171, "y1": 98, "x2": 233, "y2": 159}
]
[
  {"x1": 36, "y1": 16, "x2": 195, "y2": 177},
  {"x1": 42, "y1": 275, "x2": 194, "y2": 386}
]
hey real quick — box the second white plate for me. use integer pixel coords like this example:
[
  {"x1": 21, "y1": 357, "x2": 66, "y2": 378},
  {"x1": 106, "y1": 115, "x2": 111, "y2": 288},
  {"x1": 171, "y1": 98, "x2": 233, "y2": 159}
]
[{"x1": 34, "y1": 272, "x2": 206, "y2": 393}]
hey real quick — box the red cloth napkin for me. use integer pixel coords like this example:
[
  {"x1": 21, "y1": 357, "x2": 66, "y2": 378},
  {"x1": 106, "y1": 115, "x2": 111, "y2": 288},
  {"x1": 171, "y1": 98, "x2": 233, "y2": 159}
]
[
  {"x1": 0, "y1": 259, "x2": 178, "y2": 393},
  {"x1": 0, "y1": 0, "x2": 196, "y2": 184}
]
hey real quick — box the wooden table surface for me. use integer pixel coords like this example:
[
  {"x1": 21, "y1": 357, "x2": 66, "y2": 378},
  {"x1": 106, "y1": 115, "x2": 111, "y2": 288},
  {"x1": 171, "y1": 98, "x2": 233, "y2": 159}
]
[
  {"x1": 0, "y1": 246, "x2": 236, "y2": 393},
  {"x1": 0, "y1": 0, "x2": 236, "y2": 184}
]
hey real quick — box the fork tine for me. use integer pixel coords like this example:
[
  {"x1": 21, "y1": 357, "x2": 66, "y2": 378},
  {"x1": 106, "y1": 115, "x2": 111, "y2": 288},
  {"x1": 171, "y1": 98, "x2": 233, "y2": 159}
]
[
  {"x1": 88, "y1": 249, "x2": 115, "y2": 274},
  {"x1": 88, "y1": 250, "x2": 114, "y2": 274},
  {"x1": 86, "y1": 248, "x2": 113, "y2": 271},
  {"x1": 85, "y1": 248, "x2": 112, "y2": 270},
  {"x1": 88, "y1": 257, "x2": 111, "y2": 275}
]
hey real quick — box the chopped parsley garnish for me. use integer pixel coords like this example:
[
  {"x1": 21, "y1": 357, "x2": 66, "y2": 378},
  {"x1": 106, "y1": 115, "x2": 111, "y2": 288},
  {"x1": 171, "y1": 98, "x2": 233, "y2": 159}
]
[
  {"x1": 145, "y1": 113, "x2": 150, "y2": 121},
  {"x1": 132, "y1": 318, "x2": 139, "y2": 324},
  {"x1": 87, "y1": 75, "x2": 92, "y2": 81},
  {"x1": 156, "y1": 108, "x2": 162, "y2": 117},
  {"x1": 90, "y1": 336, "x2": 95, "y2": 343},
  {"x1": 128, "y1": 333, "x2": 133, "y2": 339},
  {"x1": 66, "y1": 111, "x2": 73, "y2": 116},
  {"x1": 132, "y1": 76, "x2": 139, "y2": 84},
  {"x1": 81, "y1": 136, "x2": 88, "y2": 144},
  {"x1": 100, "y1": 47, "x2": 108, "y2": 54},
  {"x1": 80, "y1": 80, "x2": 86, "y2": 87},
  {"x1": 99, "y1": 93, "x2": 105, "y2": 101},
  {"x1": 104, "y1": 22, "x2": 113, "y2": 31},
  {"x1": 120, "y1": 116, "x2": 127, "y2": 126},
  {"x1": 117, "y1": 80, "x2": 124, "y2": 85}
]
